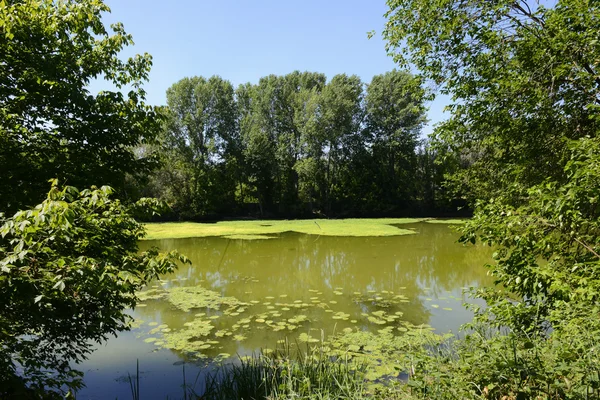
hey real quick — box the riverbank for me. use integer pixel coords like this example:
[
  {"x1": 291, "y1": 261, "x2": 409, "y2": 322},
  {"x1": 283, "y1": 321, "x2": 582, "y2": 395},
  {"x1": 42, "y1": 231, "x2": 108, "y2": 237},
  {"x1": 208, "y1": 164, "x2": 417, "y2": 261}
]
[{"x1": 142, "y1": 218, "x2": 465, "y2": 240}]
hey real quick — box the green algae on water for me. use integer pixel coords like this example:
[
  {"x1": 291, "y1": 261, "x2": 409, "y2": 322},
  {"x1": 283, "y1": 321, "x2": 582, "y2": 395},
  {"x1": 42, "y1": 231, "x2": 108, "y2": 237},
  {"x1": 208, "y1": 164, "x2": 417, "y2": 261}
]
[
  {"x1": 353, "y1": 291, "x2": 411, "y2": 308},
  {"x1": 161, "y1": 317, "x2": 215, "y2": 352},
  {"x1": 168, "y1": 286, "x2": 248, "y2": 312},
  {"x1": 143, "y1": 218, "x2": 424, "y2": 240},
  {"x1": 323, "y1": 322, "x2": 450, "y2": 383},
  {"x1": 137, "y1": 285, "x2": 248, "y2": 313},
  {"x1": 222, "y1": 234, "x2": 275, "y2": 240},
  {"x1": 298, "y1": 333, "x2": 320, "y2": 343},
  {"x1": 424, "y1": 218, "x2": 467, "y2": 225}
]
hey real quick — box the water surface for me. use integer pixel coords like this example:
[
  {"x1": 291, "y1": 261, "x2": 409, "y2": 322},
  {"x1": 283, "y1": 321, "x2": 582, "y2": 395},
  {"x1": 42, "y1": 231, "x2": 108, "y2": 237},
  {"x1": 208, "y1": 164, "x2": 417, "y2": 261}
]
[{"x1": 77, "y1": 222, "x2": 493, "y2": 399}]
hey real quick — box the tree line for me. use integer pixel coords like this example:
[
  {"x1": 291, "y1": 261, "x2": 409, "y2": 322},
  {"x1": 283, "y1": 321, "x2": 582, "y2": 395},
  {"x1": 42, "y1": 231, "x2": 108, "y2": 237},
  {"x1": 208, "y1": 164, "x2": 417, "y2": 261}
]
[{"x1": 137, "y1": 71, "x2": 455, "y2": 220}]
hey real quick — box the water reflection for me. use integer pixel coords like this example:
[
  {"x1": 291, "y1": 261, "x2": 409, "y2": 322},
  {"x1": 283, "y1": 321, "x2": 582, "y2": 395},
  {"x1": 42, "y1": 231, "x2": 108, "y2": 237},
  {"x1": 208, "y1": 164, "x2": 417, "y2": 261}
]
[
  {"x1": 135, "y1": 223, "x2": 491, "y2": 349},
  {"x1": 78, "y1": 222, "x2": 492, "y2": 399}
]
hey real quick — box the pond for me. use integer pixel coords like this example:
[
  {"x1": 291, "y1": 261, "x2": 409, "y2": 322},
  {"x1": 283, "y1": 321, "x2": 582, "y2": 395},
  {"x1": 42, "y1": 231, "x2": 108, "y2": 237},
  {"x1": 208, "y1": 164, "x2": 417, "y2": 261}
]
[{"x1": 76, "y1": 221, "x2": 493, "y2": 399}]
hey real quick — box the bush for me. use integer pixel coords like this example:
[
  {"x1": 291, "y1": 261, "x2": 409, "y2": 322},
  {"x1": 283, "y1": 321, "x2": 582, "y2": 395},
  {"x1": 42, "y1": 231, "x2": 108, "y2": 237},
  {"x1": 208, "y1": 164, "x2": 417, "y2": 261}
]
[{"x1": 0, "y1": 182, "x2": 188, "y2": 397}]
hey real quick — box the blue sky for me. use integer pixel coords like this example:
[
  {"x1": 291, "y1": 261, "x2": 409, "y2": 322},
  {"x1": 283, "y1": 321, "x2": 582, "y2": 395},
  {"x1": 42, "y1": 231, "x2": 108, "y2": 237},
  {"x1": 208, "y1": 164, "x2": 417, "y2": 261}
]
[{"x1": 94, "y1": 0, "x2": 449, "y2": 135}]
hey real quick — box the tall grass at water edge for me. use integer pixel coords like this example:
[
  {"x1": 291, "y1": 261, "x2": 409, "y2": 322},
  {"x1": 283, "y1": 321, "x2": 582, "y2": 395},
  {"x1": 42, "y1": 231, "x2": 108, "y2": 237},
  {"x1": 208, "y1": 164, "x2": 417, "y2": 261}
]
[{"x1": 122, "y1": 340, "x2": 371, "y2": 400}]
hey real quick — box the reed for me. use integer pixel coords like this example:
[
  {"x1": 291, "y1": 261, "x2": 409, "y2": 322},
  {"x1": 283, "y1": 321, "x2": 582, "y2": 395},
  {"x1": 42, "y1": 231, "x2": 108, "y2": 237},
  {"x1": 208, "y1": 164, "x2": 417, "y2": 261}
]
[{"x1": 195, "y1": 340, "x2": 369, "y2": 399}]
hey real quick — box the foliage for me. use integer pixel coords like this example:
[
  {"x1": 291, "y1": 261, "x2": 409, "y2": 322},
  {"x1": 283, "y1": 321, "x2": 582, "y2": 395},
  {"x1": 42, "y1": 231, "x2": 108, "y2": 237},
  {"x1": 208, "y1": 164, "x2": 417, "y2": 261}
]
[
  {"x1": 179, "y1": 323, "x2": 448, "y2": 399},
  {"x1": 0, "y1": 0, "x2": 163, "y2": 214},
  {"x1": 405, "y1": 326, "x2": 600, "y2": 399},
  {"x1": 153, "y1": 76, "x2": 240, "y2": 218},
  {"x1": 0, "y1": 182, "x2": 188, "y2": 397},
  {"x1": 149, "y1": 71, "x2": 434, "y2": 219},
  {"x1": 463, "y1": 138, "x2": 600, "y2": 331},
  {"x1": 448, "y1": 138, "x2": 600, "y2": 398},
  {"x1": 384, "y1": 0, "x2": 600, "y2": 203},
  {"x1": 245, "y1": 72, "x2": 328, "y2": 215},
  {"x1": 383, "y1": 0, "x2": 600, "y2": 397},
  {"x1": 364, "y1": 70, "x2": 427, "y2": 207},
  {"x1": 198, "y1": 341, "x2": 369, "y2": 400}
]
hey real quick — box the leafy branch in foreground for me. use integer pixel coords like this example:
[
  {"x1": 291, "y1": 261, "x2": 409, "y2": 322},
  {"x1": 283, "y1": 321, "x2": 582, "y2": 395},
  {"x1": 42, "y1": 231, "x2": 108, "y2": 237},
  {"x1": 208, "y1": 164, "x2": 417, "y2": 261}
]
[
  {"x1": 384, "y1": 0, "x2": 600, "y2": 204},
  {"x1": 0, "y1": 182, "x2": 189, "y2": 397},
  {"x1": 463, "y1": 137, "x2": 600, "y2": 333},
  {"x1": 399, "y1": 138, "x2": 600, "y2": 400},
  {"x1": 382, "y1": 0, "x2": 600, "y2": 397},
  {"x1": 0, "y1": 0, "x2": 164, "y2": 214}
]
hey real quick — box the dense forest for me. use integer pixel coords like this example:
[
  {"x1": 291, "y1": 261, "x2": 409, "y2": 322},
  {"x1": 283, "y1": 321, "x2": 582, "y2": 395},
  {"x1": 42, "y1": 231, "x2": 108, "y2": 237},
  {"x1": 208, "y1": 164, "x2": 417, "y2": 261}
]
[
  {"x1": 136, "y1": 71, "x2": 455, "y2": 220},
  {"x1": 0, "y1": 67, "x2": 459, "y2": 221}
]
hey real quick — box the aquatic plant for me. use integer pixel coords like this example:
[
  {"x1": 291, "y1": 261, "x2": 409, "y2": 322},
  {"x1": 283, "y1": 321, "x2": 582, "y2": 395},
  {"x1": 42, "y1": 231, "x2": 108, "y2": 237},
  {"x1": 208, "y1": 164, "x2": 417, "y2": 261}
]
[
  {"x1": 143, "y1": 218, "x2": 423, "y2": 240},
  {"x1": 126, "y1": 360, "x2": 140, "y2": 400},
  {"x1": 325, "y1": 323, "x2": 444, "y2": 385},
  {"x1": 353, "y1": 291, "x2": 411, "y2": 308},
  {"x1": 424, "y1": 219, "x2": 467, "y2": 225},
  {"x1": 136, "y1": 285, "x2": 248, "y2": 313},
  {"x1": 161, "y1": 317, "x2": 216, "y2": 353},
  {"x1": 167, "y1": 286, "x2": 248, "y2": 313},
  {"x1": 196, "y1": 341, "x2": 369, "y2": 400}
]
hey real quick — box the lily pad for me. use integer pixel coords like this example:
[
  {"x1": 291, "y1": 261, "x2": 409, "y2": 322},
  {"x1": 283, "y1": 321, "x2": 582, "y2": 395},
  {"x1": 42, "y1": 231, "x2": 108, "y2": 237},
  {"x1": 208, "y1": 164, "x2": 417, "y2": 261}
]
[
  {"x1": 298, "y1": 333, "x2": 320, "y2": 343},
  {"x1": 160, "y1": 318, "x2": 215, "y2": 352},
  {"x1": 166, "y1": 286, "x2": 247, "y2": 312},
  {"x1": 332, "y1": 312, "x2": 350, "y2": 320}
]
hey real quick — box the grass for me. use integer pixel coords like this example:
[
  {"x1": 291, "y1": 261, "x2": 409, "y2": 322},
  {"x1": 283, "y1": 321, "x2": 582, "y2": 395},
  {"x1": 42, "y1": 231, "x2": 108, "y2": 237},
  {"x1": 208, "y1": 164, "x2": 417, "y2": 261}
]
[
  {"x1": 127, "y1": 359, "x2": 140, "y2": 400},
  {"x1": 195, "y1": 341, "x2": 370, "y2": 400},
  {"x1": 119, "y1": 343, "x2": 372, "y2": 399},
  {"x1": 143, "y1": 218, "x2": 426, "y2": 240}
]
